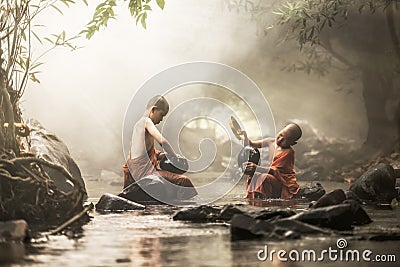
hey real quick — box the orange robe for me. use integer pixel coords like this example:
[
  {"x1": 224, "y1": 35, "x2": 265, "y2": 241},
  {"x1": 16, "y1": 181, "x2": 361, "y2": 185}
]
[
  {"x1": 123, "y1": 146, "x2": 197, "y2": 199},
  {"x1": 246, "y1": 148, "x2": 299, "y2": 199}
]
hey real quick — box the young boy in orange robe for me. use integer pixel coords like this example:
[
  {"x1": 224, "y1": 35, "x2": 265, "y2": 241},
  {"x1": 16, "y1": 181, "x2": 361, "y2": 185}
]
[
  {"x1": 124, "y1": 95, "x2": 197, "y2": 200},
  {"x1": 243, "y1": 123, "x2": 302, "y2": 199}
]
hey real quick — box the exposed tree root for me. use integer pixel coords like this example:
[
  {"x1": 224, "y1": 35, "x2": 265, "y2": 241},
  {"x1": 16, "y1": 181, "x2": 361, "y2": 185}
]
[{"x1": 0, "y1": 150, "x2": 87, "y2": 227}]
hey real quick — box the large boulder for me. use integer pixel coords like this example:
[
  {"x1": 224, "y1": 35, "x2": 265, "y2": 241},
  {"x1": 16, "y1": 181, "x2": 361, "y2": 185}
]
[
  {"x1": 27, "y1": 118, "x2": 87, "y2": 199},
  {"x1": 349, "y1": 163, "x2": 397, "y2": 202},
  {"x1": 95, "y1": 193, "x2": 145, "y2": 212}
]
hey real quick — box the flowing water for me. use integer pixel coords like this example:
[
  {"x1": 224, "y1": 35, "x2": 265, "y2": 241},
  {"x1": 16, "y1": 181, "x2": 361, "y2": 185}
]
[{"x1": 2, "y1": 178, "x2": 400, "y2": 267}]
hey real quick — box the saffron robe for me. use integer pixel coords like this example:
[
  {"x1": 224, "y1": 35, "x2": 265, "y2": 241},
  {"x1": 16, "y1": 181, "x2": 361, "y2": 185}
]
[
  {"x1": 246, "y1": 148, "x2": 300, "y2": 199},
  {"x1": 123, "y1": 145, "x2": 197, "y2": 200}
]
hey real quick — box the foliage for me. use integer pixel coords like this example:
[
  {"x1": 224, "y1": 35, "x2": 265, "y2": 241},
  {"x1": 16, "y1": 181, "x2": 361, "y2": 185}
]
[
  {"x1": 0, "y1": 0, "x2": 85, "y2": 100},
  {"x1": 224, "y1": 0, "x2": 400, "y2": 77},
  {"x1": 272, "y1": 0, "x2": 396, "y2": 47},
  {"x1": 81, "y1": 0, "x2": 165, "y2": 39},
  {"x1": 1, "y1": 0, "x2": 164, "y2": 153}
]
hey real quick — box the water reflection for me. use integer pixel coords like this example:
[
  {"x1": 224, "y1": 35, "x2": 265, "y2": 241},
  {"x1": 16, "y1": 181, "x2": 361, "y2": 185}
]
[{"x1": 16, "y1": 181, "x2": 400, "y2": 266}]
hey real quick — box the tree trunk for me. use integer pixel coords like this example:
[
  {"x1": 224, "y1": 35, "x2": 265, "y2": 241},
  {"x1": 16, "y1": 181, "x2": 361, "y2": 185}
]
[
  {"x1": 0, "y1": 74, "x2": 17, "y2": 153},
  {"x1": 361, "y1": 68, "x2": 399, "y2": 153}
]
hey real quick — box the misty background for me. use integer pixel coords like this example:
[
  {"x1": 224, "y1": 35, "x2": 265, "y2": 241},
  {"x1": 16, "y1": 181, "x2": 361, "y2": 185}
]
[{"x1": 21, "y1": 0, "x2": 367, "y2": 175}]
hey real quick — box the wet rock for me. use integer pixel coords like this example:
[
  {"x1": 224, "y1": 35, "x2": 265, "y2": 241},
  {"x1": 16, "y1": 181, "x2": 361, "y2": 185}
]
[
  {"x1": 217, "y1": 204, "x2": 293, "y2": 221},
  {"x1": 27, "y1": 118, "x2": 87, "y2": 199},
  {"x1": 230, "y1": 214, "x2": 274, "y2": 240},
  {"x1": 288, "y1": 204, "x2": 354, "y2": 230},
  {"x1": 216, "y1": 204, "x2": 250, "y2": 221},
  {"x1": 342, "y1": 200, "x2": 372, "y2": 225},
  {"x1": 369, "y1": 234, "x2": 400, "y2": 241},
  {"x1": 118, "y1": 174, "x2": 166, "y2": 205},
  {"x1": 172, "y1": 206, "x2": 222, "y2": 222},
  {"x1": 310, "y1": 189, "x2": 346, "y2": 209},
  {"x1": 0, "y1": 220, "x2": 29, "y2": 242},
  {"x1": 349, "y1": 163, "x2": 397, "y2": 202},
  {"x1": 274, "y1": 219, "x2": 330, "y2": 234},
  {"x1": 253, "y1": 209, "x2": 295, "y2": 220},
  {"x1": 95, "y1": 193, "x2": 145, "y2": 212},
  {"x1": 345, "y1": 190, "x2": 363, "y2": 203},
  {"x1": 173, "y1": 204, "x2": 295, "y2": 223},
  {"x1": 230, "y1": 214, "x2": 306, "y2": 240},
  {"x1": 116, "y1": 258, "x2": 132, "y2": 263},
  {"x1": 296, "y1": 182, "x2": 326, "y2": 201}
]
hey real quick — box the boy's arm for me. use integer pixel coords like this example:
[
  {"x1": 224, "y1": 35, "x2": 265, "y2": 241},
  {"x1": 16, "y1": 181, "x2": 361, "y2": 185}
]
[
  {"x1": 145, "y1": 119, "x2": 178, "y2": 157},
  {"x1": 249, "y1": 137, "x2": 275, "y2": 148},
  {"x1": 243, "y1": 162, "x2": 273, "y2": 174}
]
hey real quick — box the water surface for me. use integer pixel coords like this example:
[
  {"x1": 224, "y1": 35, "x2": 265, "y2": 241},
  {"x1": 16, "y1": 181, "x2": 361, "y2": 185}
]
[{"x1": 7, "y1": 180, "x2": 400, "y2": 266}]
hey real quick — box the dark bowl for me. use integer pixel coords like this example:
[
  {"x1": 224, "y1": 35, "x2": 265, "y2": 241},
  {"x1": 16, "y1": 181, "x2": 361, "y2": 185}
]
[
  {"x1": 237, "y1": 146, "x2": 261, "y2": 168},
  {"x1": 159, "y1": 156, "x2": 189, "y2": 174}
]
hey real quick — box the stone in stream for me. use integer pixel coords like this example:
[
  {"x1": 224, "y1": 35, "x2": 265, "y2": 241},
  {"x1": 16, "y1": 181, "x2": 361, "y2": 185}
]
[
  {"x1": 288, "y1": 203, "x2": 355, "y2": 230},
  {"x1": 296, "y1": 182, "x2": 326, "y2": 201},
  {"x1": 344, "y1": 190, "x2": 363, "y2": 203},
  {"x1": 274, "y1": 218, "x2": 330, "y2": 234},
  {"x1": 217, "y1": 204, "x2": 294, "y2": 221},
  {"x1": 118, "y1": 174, "x2": 167, "y2": 205},
  {"x1": 349, "y1": 163, "x2": 397, "y2": 202},
  {"x1": 172, "y1": 205, "x2": 222, "y2": 222},
  {"x1": 309, "y1": 189, "x2": 346, "y2": 209},
  {"x1": 230, "y1": 214, "x2": 304, "y2": 240},
  {"x1": 95, "y1": 193, "x2": 145, "y2": 212},
  {"x1": 0, "y1": 220, "x2": 29, "y2": 242},
  {"x1": 342, "y1": 199, "x2": 372, "y2": 225},
  {"x1": 172, "y1": 204, "x2": 295, "y2": 223},
  {"x1": 230, "y1": 214, "x2": 275, "y2": 240}
]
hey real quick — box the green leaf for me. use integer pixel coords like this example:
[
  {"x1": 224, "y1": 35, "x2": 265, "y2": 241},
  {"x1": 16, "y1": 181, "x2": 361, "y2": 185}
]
[
  {"x1": 136, "y1": 12, "x2": 144, "y2": 24},
  {"x1": 32, "y1": 31, "x2": 43, "y2": 44},
  {"x1": 44, "y1": 37, "x2": 54, "y2": 44},
  {"x1": 156, "y1": 0, "x2": 165, "y2": 9},
  {"x1": 21, "y1": 31, "x2": 27, "y2": 41},
  {"x1": 50, "y1": 4, "x2": 63, "y2": 15},
  {"x1": 141, "y1": 12, "x2": 147, "y2": 29},
  {"x1": 30, "y1": 62, "x2": 44, "y2": 70}
]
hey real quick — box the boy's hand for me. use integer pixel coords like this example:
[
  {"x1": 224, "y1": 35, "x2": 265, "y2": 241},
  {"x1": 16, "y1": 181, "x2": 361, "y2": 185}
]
[
  {"x1": 243, "y1": 161, "x2": 257, "y2": 175},
  {"x1": 158, "y1": 153, "x2": 167, "y2": 161}
]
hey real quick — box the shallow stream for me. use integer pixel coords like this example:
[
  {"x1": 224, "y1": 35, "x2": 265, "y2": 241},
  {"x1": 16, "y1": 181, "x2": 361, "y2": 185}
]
[{"x1": 4, "y1": 179, "x2": 400, "y2": 266}]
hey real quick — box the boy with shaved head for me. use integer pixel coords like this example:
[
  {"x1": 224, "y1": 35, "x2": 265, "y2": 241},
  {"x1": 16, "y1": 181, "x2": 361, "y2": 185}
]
[
  {"x1": 243, "y1": 123, "x2": 302, "y2": 199},
  {"x1": 124, "y1": 95, "x2": 197, "y2": 200}
]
